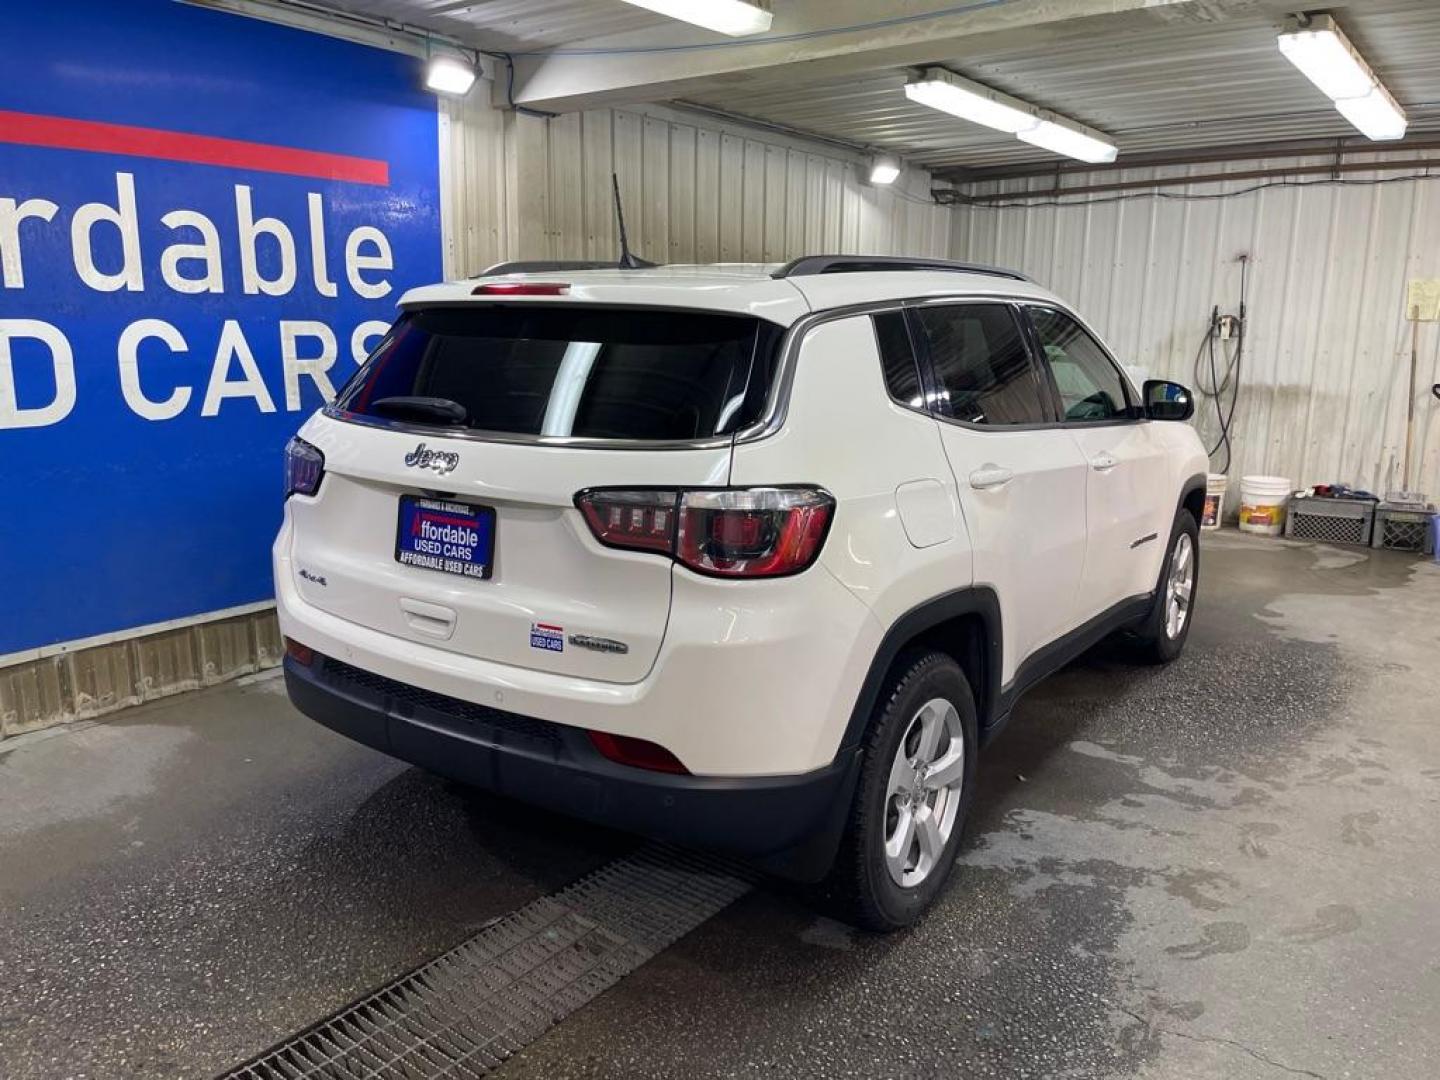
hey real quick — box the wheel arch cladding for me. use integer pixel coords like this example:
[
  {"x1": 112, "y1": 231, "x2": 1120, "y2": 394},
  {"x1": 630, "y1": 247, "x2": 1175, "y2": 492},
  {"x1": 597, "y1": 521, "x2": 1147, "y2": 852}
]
[
  {"x1": 840, "y1": 588, "x2": 1003, "y2": 751},
  {"x1": 1179, "y1": 472, "x2": 1207, "y2": 524}
]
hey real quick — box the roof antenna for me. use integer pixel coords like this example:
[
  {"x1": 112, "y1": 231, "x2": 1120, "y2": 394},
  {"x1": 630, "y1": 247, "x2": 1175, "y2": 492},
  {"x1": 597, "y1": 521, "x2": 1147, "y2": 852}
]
[{"x1": 612, "y1": 172, "x2": 655, "y2": 270}]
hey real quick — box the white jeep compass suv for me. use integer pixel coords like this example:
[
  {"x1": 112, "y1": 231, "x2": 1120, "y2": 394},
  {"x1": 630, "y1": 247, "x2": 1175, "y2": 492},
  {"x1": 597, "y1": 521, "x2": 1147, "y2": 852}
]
[{"x1": 275, "y1": 255, "x2": 1208, "y2": 929}]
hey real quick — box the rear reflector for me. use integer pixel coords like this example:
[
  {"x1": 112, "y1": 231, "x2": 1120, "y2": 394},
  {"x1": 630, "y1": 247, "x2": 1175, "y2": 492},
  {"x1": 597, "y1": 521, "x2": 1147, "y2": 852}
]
[
  {"x1": 575, "y1": 487, "x2": 834, "y2": 578},
  {"x1": 471, "y1": 282, "x2": 570, "y2": 296},
  {"x1": 587, "y1": 731, "x2": 690, "y2": 774},
  {"x1": 284, "y1": 637, "x2": 315, "y2": 666}
]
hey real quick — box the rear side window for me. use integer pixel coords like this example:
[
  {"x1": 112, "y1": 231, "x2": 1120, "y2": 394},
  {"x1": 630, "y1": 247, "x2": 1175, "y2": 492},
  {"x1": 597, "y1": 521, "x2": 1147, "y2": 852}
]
[
  {"x1": 335, "y1": 306, "x2": 781, "y2": 441},
  {"x1": 910, "y1": 303, "x2": 1049, "y2": 426},
  {"x1": 872, "y1": 311, "x2": 924, "y2": 408},
  {"x1": 1027, "y1": 307, "x2": 1133, "y2": 423}
]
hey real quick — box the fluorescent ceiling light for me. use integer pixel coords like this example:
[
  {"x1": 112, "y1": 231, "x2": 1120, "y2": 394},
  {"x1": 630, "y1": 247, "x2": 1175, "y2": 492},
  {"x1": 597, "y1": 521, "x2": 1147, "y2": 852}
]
[
  {"x1": 1017, "y1": 118, "x2": 1118, "y2": 164},
  {"x1": 618, "y1": 0, "x2": 773, "y2": 37},
  {"x1": 904, "y1": 69, "x2": 1039, "y2": 134},
  {"x1": 869, "y1": 154, "x2": 901, "y2": 185},
  {"x1": 1277, "y1": 15, "x2": 1407, "y2": 143},
  {"x1": 904, "y1": 67, "x2": 1119, "y2": 164},
  {"x1": 1334, "y1": 84, "x2": 1407, "y2": 140},
  {"x1": 425, "y1": 54, "x2": 477, "y2": 96},
  {"x1": 1277, "y1": 16, "x2": 1376, "y2": 101}
]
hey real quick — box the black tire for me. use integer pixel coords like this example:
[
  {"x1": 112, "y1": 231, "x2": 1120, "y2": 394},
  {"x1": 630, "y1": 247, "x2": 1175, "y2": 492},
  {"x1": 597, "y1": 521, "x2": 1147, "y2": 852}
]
[
  {"x1": 826, "y1": 650, "x2": 978, "y2": 931},
  {"x1": 1130, "y1": 508, "x2": 1200, "y2": 664}
]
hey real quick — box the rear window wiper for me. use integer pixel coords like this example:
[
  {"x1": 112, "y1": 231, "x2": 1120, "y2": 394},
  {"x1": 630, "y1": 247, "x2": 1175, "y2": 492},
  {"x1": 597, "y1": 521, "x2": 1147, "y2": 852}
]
[{"x1": 370, "y1": 396, "x2": 468, "y2": 425}]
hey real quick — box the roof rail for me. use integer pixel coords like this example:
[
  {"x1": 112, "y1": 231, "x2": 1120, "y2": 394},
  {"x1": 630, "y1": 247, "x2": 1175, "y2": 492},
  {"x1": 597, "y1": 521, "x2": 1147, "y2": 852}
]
[
  {"x1": 771, "y1": 255, "x2": 1032, "y2": 283},
  {"x1": 474, "y1": 259, "x2": 638, "y2": 277}
]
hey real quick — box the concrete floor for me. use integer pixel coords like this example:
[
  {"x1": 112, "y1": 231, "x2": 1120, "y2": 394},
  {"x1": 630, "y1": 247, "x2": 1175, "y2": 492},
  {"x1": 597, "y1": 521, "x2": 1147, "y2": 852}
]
[{"x1": 2, "y1": 531, "x2": 1437, "y2": 1079}]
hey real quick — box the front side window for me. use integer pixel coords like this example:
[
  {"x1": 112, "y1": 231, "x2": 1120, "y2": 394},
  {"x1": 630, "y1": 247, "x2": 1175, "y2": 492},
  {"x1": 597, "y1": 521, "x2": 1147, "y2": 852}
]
[
  {"x1": 1027, "y1": 307, "x2": 1133, "y2": 423},
  {"x1": 909, "y1": 303, "x2": 1049, "y2": 426},
  {"x1": 334, "y1": 306, "x2": 781, "y2": 441}
]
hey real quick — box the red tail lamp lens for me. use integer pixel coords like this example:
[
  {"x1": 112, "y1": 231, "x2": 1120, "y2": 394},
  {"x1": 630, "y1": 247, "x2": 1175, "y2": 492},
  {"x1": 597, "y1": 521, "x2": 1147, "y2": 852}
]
[
  {"x1": 576, "y1": 490, "x2": 678, "y2": 554},
  {"x1": 711, "y1": 510, "x2": 767, "y2": 551},
  {"x1": 575, "y1": 488, "x2": 834, "y2": 578},
  {"x1": 284, "y1": 637, "x2": 315, "y2": 666},
  {"x1": 676, "y1": 489, "x2": 834, "y2": 577},
  {"x1": 471, "y1": 282, "x2": 570, "y2": 296},
  {"x1": 587, "y1": 731, "x2": 689, "y2": 774}
]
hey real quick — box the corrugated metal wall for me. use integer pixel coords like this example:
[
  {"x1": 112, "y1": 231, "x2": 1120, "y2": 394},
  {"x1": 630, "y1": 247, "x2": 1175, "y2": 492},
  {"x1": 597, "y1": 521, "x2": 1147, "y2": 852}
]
[
  {"x1": 440, "y1": 98, "x2": 952, "y2": 278},
  {"x1": 951, "y1": 154, "x2": 1440, "y2": 499}
]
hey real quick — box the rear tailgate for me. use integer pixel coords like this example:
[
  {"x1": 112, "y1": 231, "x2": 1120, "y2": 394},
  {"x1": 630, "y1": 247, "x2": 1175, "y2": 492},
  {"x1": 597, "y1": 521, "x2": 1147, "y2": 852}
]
[{"x1": 286, "y1": 420, "x2": 729, "y2": 683}]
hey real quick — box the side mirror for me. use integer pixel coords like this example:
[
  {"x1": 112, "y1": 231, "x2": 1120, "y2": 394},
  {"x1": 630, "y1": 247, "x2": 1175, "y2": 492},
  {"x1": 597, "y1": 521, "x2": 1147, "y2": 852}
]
[{"x1": 1144, "y1": 379, "x2": 1194, "y2": 422}]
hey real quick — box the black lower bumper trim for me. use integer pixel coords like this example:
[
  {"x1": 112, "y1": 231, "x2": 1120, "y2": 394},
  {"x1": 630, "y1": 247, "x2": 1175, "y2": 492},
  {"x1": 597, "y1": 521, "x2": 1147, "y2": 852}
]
[{"x1": 284, "y1": 655, "x2": 858, "y2": 879}]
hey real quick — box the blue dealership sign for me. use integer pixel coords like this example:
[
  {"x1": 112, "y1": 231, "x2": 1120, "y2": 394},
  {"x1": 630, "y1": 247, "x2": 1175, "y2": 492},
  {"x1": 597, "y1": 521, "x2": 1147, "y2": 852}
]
[{"x1": 0, "y1": 0, "x2": 443, "y2": 654}]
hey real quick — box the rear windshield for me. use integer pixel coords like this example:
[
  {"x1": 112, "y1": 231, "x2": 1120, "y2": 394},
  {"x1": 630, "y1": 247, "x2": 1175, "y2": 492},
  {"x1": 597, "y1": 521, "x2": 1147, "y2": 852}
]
[{"x1": 334, "y1": 306, "x2": 783, "y2": 441}]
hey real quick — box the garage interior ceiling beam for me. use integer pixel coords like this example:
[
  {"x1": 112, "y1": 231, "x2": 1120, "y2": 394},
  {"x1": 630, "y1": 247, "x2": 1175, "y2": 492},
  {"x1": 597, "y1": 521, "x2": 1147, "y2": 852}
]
[
  {"x1": 185, "y1": 0, "x2": 476, "y2": 61},
  {"x1": 940, "y1": 133, "x2": 1440, "y2": 184},
  {"x1": 506, "y1": 0, "x2": 1246, "y2": 115}
]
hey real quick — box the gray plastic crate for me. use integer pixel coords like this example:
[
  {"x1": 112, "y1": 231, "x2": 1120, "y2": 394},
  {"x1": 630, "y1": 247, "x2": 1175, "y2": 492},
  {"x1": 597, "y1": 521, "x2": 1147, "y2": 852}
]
[
  {"x1": 1372, "y1": 503, "x2": 1435, "y2": 554},
  {"x1": 1285, "y1": 495, "x2": 1375, "y2": 546}
]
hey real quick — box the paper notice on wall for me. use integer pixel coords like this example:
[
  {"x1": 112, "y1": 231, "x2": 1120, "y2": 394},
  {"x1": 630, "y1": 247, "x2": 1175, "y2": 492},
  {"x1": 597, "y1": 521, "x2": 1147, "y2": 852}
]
[{"x1": 1406, "y1": 279, "x2": 1440, "y2": 320}]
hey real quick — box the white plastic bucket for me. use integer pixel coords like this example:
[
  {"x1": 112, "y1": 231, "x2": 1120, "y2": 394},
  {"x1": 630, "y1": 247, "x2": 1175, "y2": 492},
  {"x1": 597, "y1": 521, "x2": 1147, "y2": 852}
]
[
  {"x1": 1238, "y1": 475, "x2": 1293, "y2": 536},
  {"x1": 1201, "y1": 473, "x2": 1227, "y2": 530}
]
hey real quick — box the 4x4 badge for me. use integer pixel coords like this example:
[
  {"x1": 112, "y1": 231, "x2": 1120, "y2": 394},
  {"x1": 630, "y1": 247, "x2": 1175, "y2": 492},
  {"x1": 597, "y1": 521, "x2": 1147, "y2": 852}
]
[{"x1": 404, "y1": 442, "x2": 459, "y2": 476}]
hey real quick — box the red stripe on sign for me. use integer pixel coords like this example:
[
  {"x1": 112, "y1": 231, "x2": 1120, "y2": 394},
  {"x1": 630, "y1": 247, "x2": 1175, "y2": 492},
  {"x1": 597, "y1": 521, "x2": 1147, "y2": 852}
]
[
  {"x1": 534, "y1": 624, "x2": 563, "y2": 632},
  {"x1": 423, "y1": 513, "x2": 480, "y2": 529},
  {"x1": 0, "y1": 109, "x2": 389, "y2": 186}
]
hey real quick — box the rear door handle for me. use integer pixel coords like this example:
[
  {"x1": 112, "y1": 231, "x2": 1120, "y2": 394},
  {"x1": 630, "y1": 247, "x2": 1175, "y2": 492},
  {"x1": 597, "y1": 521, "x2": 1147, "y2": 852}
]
[
  {"x1": 1090, "y1": 453, "x2": 1119, "y2": 472},
  {"x1": 968, "y1": 465, "x2": 1014, "y2": 491}
]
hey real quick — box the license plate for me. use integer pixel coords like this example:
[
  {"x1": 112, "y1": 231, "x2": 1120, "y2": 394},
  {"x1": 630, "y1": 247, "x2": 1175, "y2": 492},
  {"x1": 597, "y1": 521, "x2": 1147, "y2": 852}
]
[{"x1": 395, "y1": 496, "x2": 495, "y2": 580}]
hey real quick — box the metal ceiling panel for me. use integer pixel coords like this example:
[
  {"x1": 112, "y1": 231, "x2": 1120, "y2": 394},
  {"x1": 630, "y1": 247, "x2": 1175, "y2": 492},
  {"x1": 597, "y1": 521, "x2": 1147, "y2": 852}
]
[
  {"x1": 258, "y1": 0, "x2": 1440, "y2": 172},
  {"x1": 301, "y1": 0, "x2": 673, "y2": 51}
]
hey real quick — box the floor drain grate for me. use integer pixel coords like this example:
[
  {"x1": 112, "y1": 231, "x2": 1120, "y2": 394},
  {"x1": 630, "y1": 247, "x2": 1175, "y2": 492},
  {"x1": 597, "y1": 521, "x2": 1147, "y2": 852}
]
[{"x1": 219, "y1": 845, "x2": 751, "y2": 1079}]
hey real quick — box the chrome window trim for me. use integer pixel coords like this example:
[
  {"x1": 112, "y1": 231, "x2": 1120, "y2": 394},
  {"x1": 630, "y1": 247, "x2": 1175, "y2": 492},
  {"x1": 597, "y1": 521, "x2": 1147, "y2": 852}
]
[
  {"x1": 734, "y1": 292, "x2": 1050, "y2": 444},
  {"x1": 733, "y1": 300, "x2": 916, "y2": 444}
]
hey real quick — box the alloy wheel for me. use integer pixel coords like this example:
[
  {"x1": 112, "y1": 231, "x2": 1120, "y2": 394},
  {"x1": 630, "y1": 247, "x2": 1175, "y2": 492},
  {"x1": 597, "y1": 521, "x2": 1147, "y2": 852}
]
[
  {"x1": 883, "y1": 697, "x2": 966, "y2": 888},
  {"x1": 1166, "y1": 532, "x2": 1195, "y2": 639}
]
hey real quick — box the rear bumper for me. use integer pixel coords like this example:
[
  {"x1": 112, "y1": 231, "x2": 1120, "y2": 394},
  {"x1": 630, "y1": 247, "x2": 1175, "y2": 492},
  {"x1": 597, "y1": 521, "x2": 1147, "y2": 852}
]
[{"x1": 285, "y1": 653, "x2": 860, "y2": 879}]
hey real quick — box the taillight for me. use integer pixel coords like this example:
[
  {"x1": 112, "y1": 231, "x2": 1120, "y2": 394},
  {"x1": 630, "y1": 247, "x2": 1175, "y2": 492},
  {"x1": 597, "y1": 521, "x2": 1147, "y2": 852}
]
[
  {"x1": 576, "y1": 489, "x2": 678, "y2": 553},
  {"x1": 575, "y1": 487, "x2": 834, "y2": 578},
  {"x1": 678, "y1": 489, "x2": 833, "y2": 577},
  {"x1": 284, "y1": 436, "x2": 324, "y2": 498}
]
